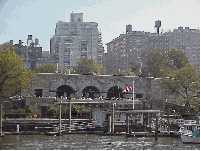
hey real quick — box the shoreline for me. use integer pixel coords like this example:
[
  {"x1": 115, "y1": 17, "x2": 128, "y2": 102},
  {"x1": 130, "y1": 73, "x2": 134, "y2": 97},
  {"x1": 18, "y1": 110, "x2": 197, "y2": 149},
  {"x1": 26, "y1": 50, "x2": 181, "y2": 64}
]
[{"x1": 2, "y1": 130, "x2": 180, "y2": 138}]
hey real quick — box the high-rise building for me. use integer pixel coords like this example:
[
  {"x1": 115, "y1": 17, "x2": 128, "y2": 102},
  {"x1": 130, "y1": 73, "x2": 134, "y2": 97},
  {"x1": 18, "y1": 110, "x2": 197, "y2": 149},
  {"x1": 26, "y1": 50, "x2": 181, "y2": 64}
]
[
  {"x1": 50, "y1": 12, "x2": 104, "y2": 70},
  {"x1": 105, "y1": 23, "x2": 200, "y2": 75},
  {"x1": 169, "y1": 27, "x2": 200, "y2": 70}
]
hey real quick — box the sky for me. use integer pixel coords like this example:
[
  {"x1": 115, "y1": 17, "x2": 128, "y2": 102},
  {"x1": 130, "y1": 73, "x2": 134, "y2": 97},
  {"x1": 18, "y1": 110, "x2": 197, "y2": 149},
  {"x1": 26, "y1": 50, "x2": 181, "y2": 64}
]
[{"x1": 0, "y1": 0, "x2": 200, "y2": 52}]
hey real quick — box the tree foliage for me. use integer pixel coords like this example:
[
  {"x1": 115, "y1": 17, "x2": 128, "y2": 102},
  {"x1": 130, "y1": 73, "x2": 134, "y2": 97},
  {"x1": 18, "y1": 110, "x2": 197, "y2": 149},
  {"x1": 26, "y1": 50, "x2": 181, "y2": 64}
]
[
  {"x1": 0, "y1": 44, "x2": 35, "y2": 98},
  {"x1": 168, "y1": 48, "x2": 190, "y2": 70},
  {"x1": 34, "y1": 64, "x2": 61, "y2": 73},
  {"x1": 160, "y1": 65, "x2": 200, "y2": 114},
  {"x1": 72, "y1": 58, "x2": 105, "y2": 74},
  {"x1": 129, "y1": 61, "x2": 140, "y2": 75},
  {"x1": 141, "y1": 48, "x2": 190, "y2": 78},
  {"x1": 73, "y1": 105, "x2": 91, "y2": 114},
  {"x1": 47, "y1": 104, "x2": 58, "y2": 117},
  {"x1": 25, "y1": 104, "x2": 34, "y2": 113},
  {"x1": 120, "y1": 70, "x2": 135, "y2": 76},
  {"x1": 141, "y1": 49, "x2": 169, "y2": 77}
]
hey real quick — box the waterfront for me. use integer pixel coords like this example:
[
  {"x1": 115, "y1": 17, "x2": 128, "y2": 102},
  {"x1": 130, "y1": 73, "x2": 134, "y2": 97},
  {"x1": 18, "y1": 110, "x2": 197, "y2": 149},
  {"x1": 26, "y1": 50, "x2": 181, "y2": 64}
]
[{"x1": 0, "y1": 134, "x2": 199, "y2": 150}]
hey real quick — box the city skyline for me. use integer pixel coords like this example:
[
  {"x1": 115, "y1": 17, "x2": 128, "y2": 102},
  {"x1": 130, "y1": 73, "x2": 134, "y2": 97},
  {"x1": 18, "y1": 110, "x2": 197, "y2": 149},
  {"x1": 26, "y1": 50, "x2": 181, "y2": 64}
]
[{"x1": 0, "y1": 0, "x2": 200, "y2": 52}]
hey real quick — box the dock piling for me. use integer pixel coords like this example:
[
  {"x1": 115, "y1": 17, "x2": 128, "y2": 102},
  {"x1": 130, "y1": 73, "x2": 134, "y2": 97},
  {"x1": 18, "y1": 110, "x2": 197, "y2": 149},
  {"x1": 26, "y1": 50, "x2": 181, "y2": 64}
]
[
  {"x1": 0, "y1": 105, "x2": 2, "y2": 137},
  {"x1": 155, "y1": 115, "x2": 158, "y2": 141}
]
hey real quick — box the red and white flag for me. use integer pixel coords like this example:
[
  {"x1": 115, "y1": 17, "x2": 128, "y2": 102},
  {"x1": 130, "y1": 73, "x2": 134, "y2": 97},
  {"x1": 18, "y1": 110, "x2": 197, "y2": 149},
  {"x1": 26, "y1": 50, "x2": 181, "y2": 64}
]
[{"x1": 122, "y1": 83, "x2": 133, "y2": 92}]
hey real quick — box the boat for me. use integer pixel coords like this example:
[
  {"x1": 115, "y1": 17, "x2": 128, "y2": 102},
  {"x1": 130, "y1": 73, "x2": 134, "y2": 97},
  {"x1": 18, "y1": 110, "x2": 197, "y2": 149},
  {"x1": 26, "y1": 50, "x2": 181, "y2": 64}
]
[
  {"x1": 181, "y1": 129, "x2": 200, "y2": 144},
  {"x1": 45, "y1": 125, "x2": 64, "y2": 136},
  {"x1": 45, "y1": 131, "x2": 63, "y2": 136},
  {"x1": 178, "y1": 120, "x2": 199, "y2": 135}
]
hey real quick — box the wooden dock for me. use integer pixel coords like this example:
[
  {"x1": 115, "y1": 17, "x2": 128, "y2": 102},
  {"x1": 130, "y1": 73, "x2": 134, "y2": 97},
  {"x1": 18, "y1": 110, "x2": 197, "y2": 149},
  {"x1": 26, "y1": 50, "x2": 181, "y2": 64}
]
[{"x1": 126, "y1": 132, "x2": 179, "y2": 137}]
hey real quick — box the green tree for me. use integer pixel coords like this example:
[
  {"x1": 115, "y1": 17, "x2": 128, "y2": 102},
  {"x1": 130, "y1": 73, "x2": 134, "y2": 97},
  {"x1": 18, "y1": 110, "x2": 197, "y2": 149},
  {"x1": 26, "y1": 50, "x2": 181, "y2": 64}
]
[
  {"x1": 141, "y1": 48, "x2": 190, "y2": 78},
  {"x1": 25, "y1": 104, "x2": 34, "y2": 113},
  {"x1": 141, "y1": 49, "x2": 169, "y2": 77},
  {"x1": 168, "y1": 48, "x2": 190, "y2": 69},
  {"x1": 120, "y1": 70, "x2": 135, "y2": 76},
  {"x1": 47, "y1": 104, "x2": 58, "y2": 118},
  {"x1": 34, "y1": 64, "x2": 61, "y2": 73},
  {"x1": 0, "y1": 44, "x2": 35, "y2": 98},
  {"x1": 73, "y1": 105, "x2": 91, "y2": 115},
  {"x1": 161, "y1": 65, "x2": 200, "y2": 114},
  {"x1": 72, "y1": 58, "x2": 105, "y2": 74},
  {"x1": 129, "y1": 61, "x2": 140, "y2": 75}
]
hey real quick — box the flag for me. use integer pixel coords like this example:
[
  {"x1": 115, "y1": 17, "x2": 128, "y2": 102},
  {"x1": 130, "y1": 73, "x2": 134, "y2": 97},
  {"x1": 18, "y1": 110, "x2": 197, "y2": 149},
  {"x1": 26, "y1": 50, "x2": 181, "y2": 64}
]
[{"x1": 122, "y1": 83, "x2": 133, "y2": 92}]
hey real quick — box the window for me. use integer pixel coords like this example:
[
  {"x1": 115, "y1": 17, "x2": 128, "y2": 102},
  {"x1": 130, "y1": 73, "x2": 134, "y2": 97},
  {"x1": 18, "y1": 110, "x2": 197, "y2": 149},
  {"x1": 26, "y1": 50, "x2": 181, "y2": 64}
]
[
  {"x1": 136, "y1": 94, "x2": 143, "y2": 98},
  {"x1": 35, "y1": 89, "x2": 42, "y2": 97}
]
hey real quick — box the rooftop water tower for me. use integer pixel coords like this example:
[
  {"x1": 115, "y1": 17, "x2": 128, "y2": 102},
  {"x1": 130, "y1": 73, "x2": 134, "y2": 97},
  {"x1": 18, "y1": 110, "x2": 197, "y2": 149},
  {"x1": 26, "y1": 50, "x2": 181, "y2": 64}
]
[
  {"x1": 126, "y1": 24, "x2": 132, "y2": 33},
  {"x1": 27, "y1": 35, "x2": 33, "y2": 46},
  {"x1": 155, "y1": 20, "x2": 161, "y2": 34}
]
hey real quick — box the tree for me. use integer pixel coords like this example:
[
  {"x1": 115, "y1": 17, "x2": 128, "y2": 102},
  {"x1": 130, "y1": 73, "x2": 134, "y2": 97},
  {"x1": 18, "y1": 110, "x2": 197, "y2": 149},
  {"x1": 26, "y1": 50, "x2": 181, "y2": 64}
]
[
  {"x1": 141, "y1": 48, "x2": 191, "y2": 78},
  {"x1": 120, "y1": 70, "x2": 135, "y2": 76},
  {"x1": 25, "y1": 104, "x2": 34, "y2": 113},
  {"x1": 34, "y1": 64, "x2": 61, "y2": 73},
  {"x1": 72, "y1": 58, "x2": 105, "y2": 74},
  {"x1": 141, "y1": 49, "x2": 169, "y2": 77},
  {"x1": 0, "y1": 44, "x2": 35, "y2": 98},
  {"x1": 160, "y1": 65, "x2": 200, "y2": 114},
  {"x1": 168, "y1": 48, "x2": 190, "y2": 69},
  {"x1": 129, "y1": 61, "x2": 140, "y2": 75},
  {"x1": 47, "y1": 104, "x2": 58, "y2": 118}
]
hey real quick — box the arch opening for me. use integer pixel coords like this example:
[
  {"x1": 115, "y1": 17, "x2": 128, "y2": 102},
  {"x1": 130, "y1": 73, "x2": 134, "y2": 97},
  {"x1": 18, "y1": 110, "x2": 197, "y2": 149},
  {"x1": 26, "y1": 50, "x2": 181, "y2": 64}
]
[
  {"x1": 107, "y1": 86, "x2": 123, "y2": 99},
  {"x1": 82, "y1": 86, "x2": 100, "y2": 99},
  {"x1": 56, "y1": 85, "x2": 75, "y2": 98}
]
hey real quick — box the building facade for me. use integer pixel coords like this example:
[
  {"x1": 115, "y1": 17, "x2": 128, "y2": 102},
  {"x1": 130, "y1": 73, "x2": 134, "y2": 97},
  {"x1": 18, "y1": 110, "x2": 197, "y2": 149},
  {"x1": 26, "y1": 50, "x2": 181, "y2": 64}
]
[
  {"x1": 105, "y1": 23, "x2": 200, "y2": 75},
  {"x1": 50, "y1": 12, "x2": 104, "y2": 70},
  {"x1": 8, "y1": 38, "x2": 43, "y2": 70}
]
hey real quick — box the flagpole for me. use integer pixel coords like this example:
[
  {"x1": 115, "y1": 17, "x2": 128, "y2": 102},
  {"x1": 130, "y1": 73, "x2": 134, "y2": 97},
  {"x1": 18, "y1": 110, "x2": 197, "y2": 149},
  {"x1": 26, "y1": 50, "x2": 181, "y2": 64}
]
[{"x1": 133, "y1": 80, "x2": 134, "y2": 109}]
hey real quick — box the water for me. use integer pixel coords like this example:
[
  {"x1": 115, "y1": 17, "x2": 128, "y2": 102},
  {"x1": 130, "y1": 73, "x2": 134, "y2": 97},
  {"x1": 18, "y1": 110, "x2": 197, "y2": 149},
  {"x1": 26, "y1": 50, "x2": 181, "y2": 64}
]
[{"x1": 0, "y1": 134, "x2": 200, "y2": 150}]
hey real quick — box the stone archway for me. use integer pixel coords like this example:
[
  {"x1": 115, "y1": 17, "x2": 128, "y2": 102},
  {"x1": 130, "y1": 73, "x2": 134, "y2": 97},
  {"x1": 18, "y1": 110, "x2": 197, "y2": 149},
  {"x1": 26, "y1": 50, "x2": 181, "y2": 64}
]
[
  {"x1": 82, "y1": 86, "x2": 100, "y2": 99},
  {"x1": 107, "y1": 86, "x2": 123, "y2": 99},
  {"x1": 57, "y1": 85, "x2": 75, "y2": 98}
]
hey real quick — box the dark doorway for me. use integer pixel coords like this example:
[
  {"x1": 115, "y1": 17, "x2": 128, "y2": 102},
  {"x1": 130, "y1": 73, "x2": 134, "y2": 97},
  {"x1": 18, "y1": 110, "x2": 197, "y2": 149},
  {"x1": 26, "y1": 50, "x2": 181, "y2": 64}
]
[
  {"x1": 35, "y1": 89, "x2": 43, "y2": 97},
  {"x1": 56, "y1": 85, "x2": 75, "y2": 98},
  {"x1": 82, "y1": 86, "x2": 100, "y2": 99},
  {"x1": 41, "y1": 106, "x2": 47, "y2": 117},
  {"x1": 107, "y1": 86, "x2": 123, "y2": 99}
]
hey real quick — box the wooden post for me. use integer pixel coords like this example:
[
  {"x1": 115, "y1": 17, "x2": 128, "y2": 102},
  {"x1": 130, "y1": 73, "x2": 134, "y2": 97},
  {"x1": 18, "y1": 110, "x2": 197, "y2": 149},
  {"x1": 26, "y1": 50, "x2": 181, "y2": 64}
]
[
  {"x1": 155, "y1": 115, "x2": 158, "y2": 141},
  {"x1": 108, "y1": 115, "x2": 111, "y2": 133},
  {"x1": 126, "y1": 113, "x2": 129, "y2": 134},
  {"x1": 0, "y1": 105, "x2": 2, "y2": 137},
  {"x1": 149, "y1": 113, "x2": 152, "y2": 133},
  {"x1": 111, "y1": 104, "x2": 114, "y2": 135},
  {"x1": 59, "y1": 102, "x2": 62, "y2": 135},
  {"x1": 167, "y1": 107, "x2": 170, "y2": 132},
  {"x1": 69, "y1": 98, "x2": 71, "y2": 132}
]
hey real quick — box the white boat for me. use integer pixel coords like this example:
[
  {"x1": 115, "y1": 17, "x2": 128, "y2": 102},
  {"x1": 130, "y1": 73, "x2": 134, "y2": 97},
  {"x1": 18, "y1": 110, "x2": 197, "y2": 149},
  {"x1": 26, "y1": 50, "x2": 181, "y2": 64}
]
[
  {"x1": 181, "y1": 129, "x2": 200, "y2": 144},
  {"x1": 178, "y1": 122, "x2": 199, "y2": 135}
]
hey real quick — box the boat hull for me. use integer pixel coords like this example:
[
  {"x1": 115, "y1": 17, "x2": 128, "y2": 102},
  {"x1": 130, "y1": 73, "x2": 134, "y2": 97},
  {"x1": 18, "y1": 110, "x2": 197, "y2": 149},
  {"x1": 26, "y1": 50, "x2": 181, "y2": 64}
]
[{"x1": 181, "y1": 134, "x2": 200, "y2": 144}]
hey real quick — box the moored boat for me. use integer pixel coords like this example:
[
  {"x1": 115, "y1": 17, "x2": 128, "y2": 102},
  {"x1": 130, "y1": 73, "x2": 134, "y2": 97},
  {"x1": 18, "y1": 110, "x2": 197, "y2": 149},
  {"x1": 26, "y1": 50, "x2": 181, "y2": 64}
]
[{"x1": 181, "y1": 129, "x2": 200, "y2": 144}]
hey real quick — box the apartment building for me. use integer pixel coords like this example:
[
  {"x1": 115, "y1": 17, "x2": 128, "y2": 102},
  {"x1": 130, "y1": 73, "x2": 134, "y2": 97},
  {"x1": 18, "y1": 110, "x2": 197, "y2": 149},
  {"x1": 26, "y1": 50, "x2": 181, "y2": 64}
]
[
  {"x1": 7, "y1": 38, "x2": 43, "y2": 70},
  {"x1": 105, "y1": 24, "x2": 200, "y2": 75},
  {"x1": 169, "y1": 27, "x2": 200, "y2": 70},
  {"x1": 50, "y1": 12, "x2": 104, "y2": 70}
]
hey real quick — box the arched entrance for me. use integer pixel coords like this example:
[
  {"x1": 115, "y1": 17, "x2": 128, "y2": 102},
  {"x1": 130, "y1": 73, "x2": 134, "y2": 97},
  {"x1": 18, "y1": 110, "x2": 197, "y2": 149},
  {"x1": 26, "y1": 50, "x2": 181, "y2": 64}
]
[
  {"x1": 107, "y1": 86, "x2": 123, "y2": 99},
  {"x1": 82, "y1": 86, "x2": 100, "y2": 99},
  {"x1": 56, "y1": 85, "x2": 75, "y2": 98}
]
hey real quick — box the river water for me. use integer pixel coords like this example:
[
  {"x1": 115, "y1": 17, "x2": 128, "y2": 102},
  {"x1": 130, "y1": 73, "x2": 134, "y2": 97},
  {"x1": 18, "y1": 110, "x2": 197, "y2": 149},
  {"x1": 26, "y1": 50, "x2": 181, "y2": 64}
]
[{"x1": 0, "y1": 134, "x2": 200, "y2": 150}]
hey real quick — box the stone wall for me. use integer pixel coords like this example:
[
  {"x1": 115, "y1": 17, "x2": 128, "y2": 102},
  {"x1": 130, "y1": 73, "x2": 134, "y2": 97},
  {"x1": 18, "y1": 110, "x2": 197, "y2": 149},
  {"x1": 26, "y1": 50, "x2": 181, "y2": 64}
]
[{"x1": 23, "y1": 73, "x2": 164, "y2": 100}]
